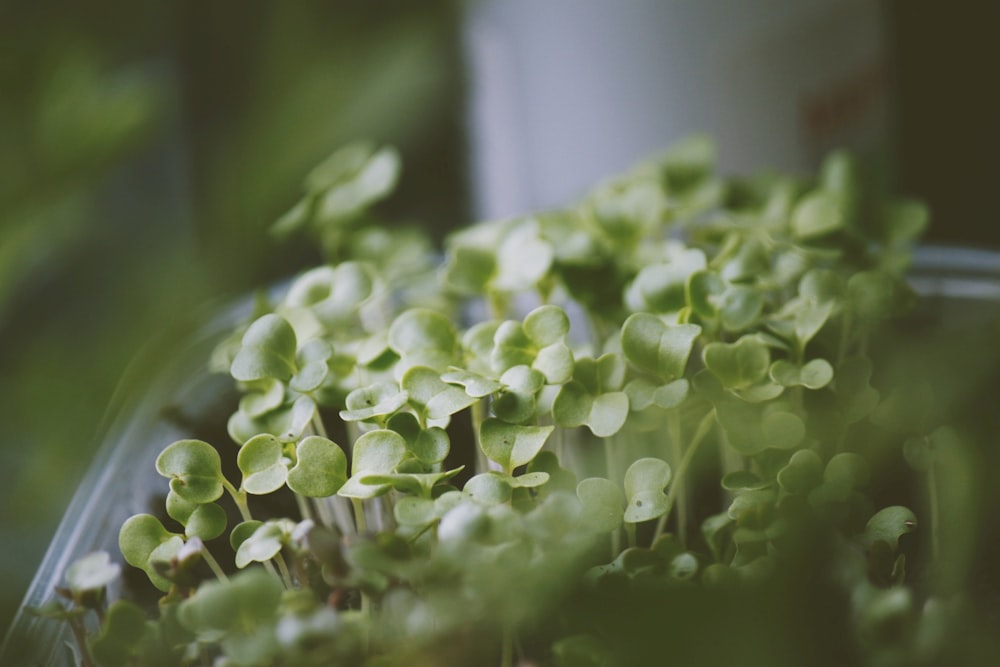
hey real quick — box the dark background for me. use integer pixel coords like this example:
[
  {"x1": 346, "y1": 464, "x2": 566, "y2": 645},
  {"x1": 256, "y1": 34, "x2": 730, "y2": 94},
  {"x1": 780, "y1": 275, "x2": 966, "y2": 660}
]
[{"x1": 0, "y1": 0, "x2": 997, "y2": 639}]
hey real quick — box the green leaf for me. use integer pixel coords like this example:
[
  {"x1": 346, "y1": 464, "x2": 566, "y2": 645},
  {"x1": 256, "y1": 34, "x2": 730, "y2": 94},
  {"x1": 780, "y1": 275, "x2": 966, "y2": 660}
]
[
  {"x1": 769, "y1": 358, "x2": 834, "y2": 389},
  {"x1": 623, "y1": 457, "x2": 672, "y2": 523},
  {"x1": 394, "y1": 496, "x2": 438, "y2": 526},
  {"x1": 179, "y1": 568, "x2": 283, "y2": 633},
  {"x1": 523, "y1": 304, "x2": 570, "y2": 346},
  {"x1": 824, "y1": 452, "x2": 870, "y2": 489},
  {"x1": 621, "y1": 313, "x2": 701, "y2": 380},
  {"x1": 66, "y1": 551, "x2": 120, "y2": 594},
  {"x1": 235, "y1": 520, "x2": 293, "y2": 568},
  {"x1": 338, "y1": 429, "x2": 407, "y2": 498},
  {"x1": 288, "y1": 436, "x2": 347, "y2": 497},
  {"x1": 177, "y1": 503, "x2": 225, "y2": 541},
  {"x1": 238, "y1": 378, "x2": 285, "y2": 417},
  {"x1": 230, "y1": 314, "x2": 298, "y2": 383},
  {"x1": 339, "y1": 381, "x2": 408, "y2": 422},
  {"x1": 553, "y1": 381, "x2": 629, "y2": 438},
  {"x1": 285, "y1": 263, "x2": 376, "y2": 329},
  {"x1": 703, "y1": 335, "x2": 770, "y2": 389},
  {"x1": 791, "y1": 191, "x2": 846, "y2": 239},
  {"x1": 402, "y1": 365, "x2": 477, "y2": 421},
  {"x1": 864, "y1": 506, "x2": 918, "y2": 550},
  {"x1": 440, "y1": 368, "x2": 501, "y2": 398},
  {"x1": 363, "y1": 467, "x2": 464, "y2": 498},
  {"x1": 230, "y1": 520, "x2": 263, "y2": 552},
  {"x1": 577, "y1": 477, "x2": 625, "y2": 533},
  {"x1": 480, "y1": 418, "x2": 553, "y2": 472},
  {"x1": 776, "y1": 449, "x2": 823, "y2": 494},
  {"x1": 389, "y1": 308, "x2": 458, "y2": 370},
  {"x1": 290, "y1": 339, "x2": 332, "y2": 393},
  {"x1": 464, "y1": 473, "x2": 513, "y2": 505},
  {"x1": 238, "y1": 434, "x2": 288, "y2": 495},
  {"x1": 155, "y1": 439, "x2": 224, "y2": 504},
  {"x1": 494, "y1": 218, "x2": 554, "y2": 291},
  {"x1": 762, "y1": 410, "x2": 806, "y2": 450},
  {"x1": 718, "y1": 285, "x2": 763, "y2": 331},
  {"x1": 227, "y1": 395, "x2": 317, "y2": 445},
  {"x1": 87, "y1": 600, "x2": 147, "y2": 667},
  {"x1": 118, "y1": 515, "x2": 182, "y2": 592}
]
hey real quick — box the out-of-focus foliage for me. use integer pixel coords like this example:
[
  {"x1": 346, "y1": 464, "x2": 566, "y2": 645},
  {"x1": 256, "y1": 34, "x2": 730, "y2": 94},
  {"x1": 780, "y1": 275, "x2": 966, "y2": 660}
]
[{"x1": 0, "y1": 0, "x2": 465, "y2": 639}]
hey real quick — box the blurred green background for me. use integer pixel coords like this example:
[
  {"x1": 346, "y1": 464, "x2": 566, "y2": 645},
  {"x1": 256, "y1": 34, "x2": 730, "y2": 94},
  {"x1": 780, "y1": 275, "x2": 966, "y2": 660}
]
[{"x1": 0, "y1": 0, "x2": 996, "y2": 639}]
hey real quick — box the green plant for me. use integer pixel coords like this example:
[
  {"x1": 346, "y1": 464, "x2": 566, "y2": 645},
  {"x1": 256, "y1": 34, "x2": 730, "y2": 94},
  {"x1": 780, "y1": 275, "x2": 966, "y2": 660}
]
[{"x1": 34, "y1": 139, "x2": 983, "y2": 666}]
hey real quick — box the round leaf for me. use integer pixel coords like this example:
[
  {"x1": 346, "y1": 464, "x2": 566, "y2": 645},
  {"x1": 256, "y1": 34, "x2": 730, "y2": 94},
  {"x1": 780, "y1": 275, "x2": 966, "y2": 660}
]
[
  {"x1": 185, "y1": 503, "x2": 228, "y2": 541},
  {"x1": 155, "y1": 439, "x2": 224, "y2": 504},
  {"x1": 230, "y1": 314, "x2": 298, "y2": 383},
  {"x1": 238, "y1": 434, "x2": 288, "y2": 495},
  {"x1": 288, "y1": 436, "x2": 347, "y2": 497},
  {"x1": 703, "y1": 336, "x2": 770, "y2": 389}
]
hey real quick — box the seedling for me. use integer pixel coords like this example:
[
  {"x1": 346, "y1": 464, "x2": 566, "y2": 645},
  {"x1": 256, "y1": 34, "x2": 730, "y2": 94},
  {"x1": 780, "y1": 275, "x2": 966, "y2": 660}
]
[{"x1": 36, "y1": 139, "x2": 967, "y2": 667}]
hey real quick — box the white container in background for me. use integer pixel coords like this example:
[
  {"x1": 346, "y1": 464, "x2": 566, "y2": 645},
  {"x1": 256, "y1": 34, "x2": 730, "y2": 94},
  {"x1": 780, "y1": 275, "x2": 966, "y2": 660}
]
[{"x1": 464, "y1": 0, "x2": 890, "y2": 220}]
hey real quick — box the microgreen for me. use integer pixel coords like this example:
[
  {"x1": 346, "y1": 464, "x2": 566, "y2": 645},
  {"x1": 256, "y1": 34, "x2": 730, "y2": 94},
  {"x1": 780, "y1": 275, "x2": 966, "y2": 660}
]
[{"x1": 40, "y1": 138, "x2": 958, "y2": 667}]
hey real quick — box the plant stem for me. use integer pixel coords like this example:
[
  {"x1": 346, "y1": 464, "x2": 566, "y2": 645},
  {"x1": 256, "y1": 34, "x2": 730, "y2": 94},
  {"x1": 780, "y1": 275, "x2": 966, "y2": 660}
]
[
  {"x1": 311, "y1": 412, "x2": 329, "y2": 438},
  {"x1": 927, "y1": 440, "x2": 942, "y2": 568},
  {"x1": 67, "y1": 615, "x2": 95, "y2": 667},
  {"x1": 625, "y1": 522, "x2": 637, "y2": 549},
  {"x1": 222, "y1": 478, "x2": 253, "y2": 522},
  {"x1": 654, "y1": 409, "x2": 716, "y2": 543},
  {"x1": 472, "y1": 399, "x2": 490, "y2": 475},
  {"x1": 667, "y1": 412, "x2": 687, "y2": 549},
  {"x1": 274, "y1": 553, "x2": 295, "y2": 589},
  {"x1": 202, "y1": 548, "x2": 229, "y2": 583},
  {"x1": 500, "y1": 624, "x2": 513, "y2": 667},
  {"x1": 351, "y1": 498, "x2": 368, "y2": 534},
  {"x1": 296, "y1": 494, "x2": 314, "y2": 522}
]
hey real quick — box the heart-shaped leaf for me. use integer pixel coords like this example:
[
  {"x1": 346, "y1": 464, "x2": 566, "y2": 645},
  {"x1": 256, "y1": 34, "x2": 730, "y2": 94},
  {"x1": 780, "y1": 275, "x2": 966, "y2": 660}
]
[
  {"x1": 623, "y1": 457, "x2": 672, "y2": 523},
  {"x1": 228, "y1": 395, "x2": 317, "y2": 445},
  {"x1": 118, "y1": 514, "x2": 181, "y2": 592},
  {"x1": 287, "y1": 436, "x2": 347, "y2": 497},
  {"x1": 284, "y1": 263, "x2": 375, "y2": 329},
  {"x1": 339, "y1": 381, "x2": 408, "y2": 422},
  {"x1": 238, "y1": 378, "x2": 285, "y2": 418},
  {"x1": 776, "y1": 449, "x2": 824, "y2": 494},
  {"x1": 621, "y1": 313, "x2": 701, "y2": 381},
  {"x1": 230, "y1": 314, "x2": 298, "y2": 383},
  {"x1": 769, "y1": 358, "x2": 834, "y2": 389},
  {"x1": 155, "y1": 439, "x2": 224, "y2": 504},
  {"x1": 553, "y1": 381, "x2": 629, "y2": 438},
  {"x1": 480, "y1": 418, "x2": 553, "y2": 473},
  {"x1": 238, "y1": 434, "x2": 288, "y2": 495},
  {"x1": 338, "y1": 429, "x2": 407, "y2": 498},
  {"x1": 402, "y1": 365, "x2": 477, "y2": 421},
  {"x1": 703, "y1": 336, "x2": 770, "y2": 389}
]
